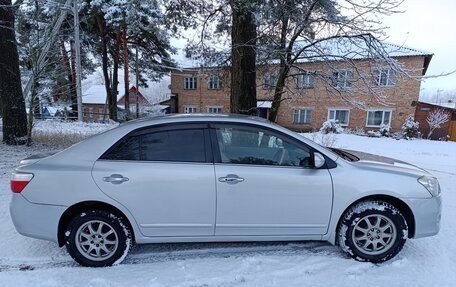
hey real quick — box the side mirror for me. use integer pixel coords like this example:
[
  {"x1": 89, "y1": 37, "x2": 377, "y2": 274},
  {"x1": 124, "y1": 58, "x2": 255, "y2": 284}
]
[{"x1": 314, "y1": 152, "x2": 326, "y2": 168}]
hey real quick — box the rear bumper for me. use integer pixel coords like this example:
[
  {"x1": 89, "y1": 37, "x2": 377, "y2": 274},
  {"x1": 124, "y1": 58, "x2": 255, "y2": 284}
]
[
  {"x1": 10, "y1": 193, "x2": 66, "y2": 243},
  {"x1": 405, "y1": 195, "x2": 442, "y2": 238}
]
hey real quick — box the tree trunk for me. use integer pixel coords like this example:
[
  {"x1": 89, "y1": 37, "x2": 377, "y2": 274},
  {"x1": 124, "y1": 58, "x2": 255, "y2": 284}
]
[
  {"x1": 123, "y1": 24, "x2": 130, "y2": 119},
  {"x1": 69, "y1": 40, "x2": 79, "y2": 118},
  {"x1": 112, "y1": 30, "x2": 121, "y2": 120},
  {"x1": 268, "y1": 8, "x2": 290, "y2": 122},
  {"x1": 0, "y1": 0, "x2": 28, "y2": 145},
  {"x1": 268, "y1": 66, "x2": 289, "y2": 122},
  {"x1": 96, "y1": 15, "x2": 114, "y2": 121},
  {"x1": 229, "y1": 0, "x2": 257, "y2": 115},
  {"x1": 61, "y1": 40, "x2": 76, "y2": 109}
]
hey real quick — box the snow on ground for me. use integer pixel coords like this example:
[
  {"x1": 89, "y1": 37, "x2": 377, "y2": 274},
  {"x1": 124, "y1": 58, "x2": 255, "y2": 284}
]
[{"x1": 0, "y1": 127, "x2": 455, "y2": 286}]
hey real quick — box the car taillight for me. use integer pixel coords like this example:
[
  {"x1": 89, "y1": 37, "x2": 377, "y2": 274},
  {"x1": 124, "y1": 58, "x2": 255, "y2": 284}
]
[{"x1": 11, "y1": 173, "x2": 34, "y2": 193}]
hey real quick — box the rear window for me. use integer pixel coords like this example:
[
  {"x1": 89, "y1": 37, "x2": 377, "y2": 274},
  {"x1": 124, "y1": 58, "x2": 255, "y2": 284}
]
[{"x1": 101, "y1": 129, "x2": 206, "y2": 162}]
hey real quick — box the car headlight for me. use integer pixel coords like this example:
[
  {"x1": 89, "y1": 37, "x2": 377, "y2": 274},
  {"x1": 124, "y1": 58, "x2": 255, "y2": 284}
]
[{"x1": 418, "y1": 176, "x2": 441, "y2": 197}]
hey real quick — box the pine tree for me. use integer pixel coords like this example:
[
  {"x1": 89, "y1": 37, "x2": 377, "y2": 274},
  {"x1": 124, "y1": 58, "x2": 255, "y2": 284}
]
[
  {"x1": 229, "y1": 0, "x2": 257, "y2": 115},
  {"x1": 0, "y1": 0, "x2": 28, "y2": 145}
]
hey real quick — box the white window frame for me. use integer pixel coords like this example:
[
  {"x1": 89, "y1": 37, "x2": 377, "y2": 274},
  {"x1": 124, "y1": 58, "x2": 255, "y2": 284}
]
[
  {"x1": 207, "y1": 106, "x2": 223, "y2": 113},
  {"x1": 293, "y1": 108, "x2": 312, "y2": 124},
  {"x1": 184, "y1": 76, "x2": 197, "y2": 89},
  {"x1": 366, "y1": 109, "x2": 393, "y2": 127},
  {"x1": 327, "y1": 109, "x2": 350, "y2": 126},
  {"x1": 296, "y1": 72, "x2": 315, "y2": 89},
  {"x1": 332, "y1": 70, "x2": 353, "y2": 89},
  {"x1": 263, "y1": 72, "x2": 278, "y2": 89},
  {"x1": 208, "y1": 74, "x2": 222, "y2": 90},
  {"x1": 88, "y1": 107, "x2": 94, "y2": 119},
  {"x1": 374, "y1": 68, "x2": 395, "y2": 87},
  {"x1": 184, "y1": 106, "x2": 197, "y2": 113}
]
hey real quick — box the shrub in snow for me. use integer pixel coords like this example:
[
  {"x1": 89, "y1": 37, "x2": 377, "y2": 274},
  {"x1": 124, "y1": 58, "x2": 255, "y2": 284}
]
[
  {"x1": 345, "y1": 127, "x2": 366, "y2": 136},
  {"x1": 401, "y1": 115, "x2": 420, "y2": 139},
  {"x1": 367, "y1": 130, "x2": 381, "y2": 138},
  {"x1": 379, "y1": 124, "x2": 390, "y2": 137},
  {"x1": 426, "y1": 109, "x2": 451, "y2": 139},
  {"x1": 308, "y1": 132, "x2": 337, "y2": 147},
  {"x1": 320, "y1": 120, "x2": 343, "y2": 134}
]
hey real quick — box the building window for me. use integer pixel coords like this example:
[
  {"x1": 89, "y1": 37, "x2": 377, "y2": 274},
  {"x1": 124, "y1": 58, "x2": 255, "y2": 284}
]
[
  {"x1": 208, "y1": 74, "x2": 222, "y2": 89},
  {"x1": 332, "y1": 70, "x2": 353, "y2": 89},
  {"x1": 263, "y1": 72, "x2": 278, "y2": 89},
  {"x1": 98, "y1": 108, "x2": 104, "y2": 120},
  {"x1": 328, "y1": 109, "x2": 350, "y2": 126},
  {"x1": 207, "y1": 106, "x2": 223, "y2": 113},
  {"x1": 184, "y1": 76, "x2": 197, "y2": 89},
  {"x1": 366, "y1": 110, "x2": 392, "y2": 127},
  {"x1": 88, "y1": 107, "x2": 94, "y2": 119},
  {"x1": 374, "y1": 68, "x2": 395, "y2": 86},
  {"x1": 293, "y1": 109, "x2": 312, "y2": 124},
  {"x1": 184, "y1": 106, "x2": 197, "y2": 113},
  {"x1": 296, "y1": 72, "x2": 315, "y2": 89}
]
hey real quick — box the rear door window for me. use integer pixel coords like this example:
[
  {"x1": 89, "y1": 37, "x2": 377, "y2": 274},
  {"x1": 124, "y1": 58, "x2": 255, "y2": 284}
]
[{"x1": 102, "y1": 128, "x2": 206, "y2": 162}]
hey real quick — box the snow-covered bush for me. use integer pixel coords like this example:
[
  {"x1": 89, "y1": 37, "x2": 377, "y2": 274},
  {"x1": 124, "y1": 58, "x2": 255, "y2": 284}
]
[
  {"x1": 320, "y1": 120, "x2": 343, "y2": 134},
  {"x1": 367, "y1": 130, "x2": 381, "y2": 137},
  {"x1": 379, "y1": 124, "x2": 390, "y2": 137},
  {"x1": 344, "y1": 127, "x2": 366, "y2": 136},
  {"x1": 308, "y1": 132, "x2": 338, "y2": 147},
  {"x1": 401, "y1": 115, "x2": 420, "y2": 139}
]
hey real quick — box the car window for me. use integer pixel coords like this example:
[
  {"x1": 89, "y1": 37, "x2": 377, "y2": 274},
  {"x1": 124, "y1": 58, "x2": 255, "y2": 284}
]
[
  {"x1": 215, "y1": 127, "x2": 312, "y2": 167},
  {"x1": 102, "y1": 129, "x2": 206, "y2": 162}
]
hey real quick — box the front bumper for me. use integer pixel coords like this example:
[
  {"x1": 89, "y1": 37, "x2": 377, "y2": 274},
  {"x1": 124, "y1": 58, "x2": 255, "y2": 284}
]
[
  {"x1": 405, "y1": 195, "x2": 442, "y2": 238},
  {"x1": 10, "y1": 193, "x2": 67, "y2": 243}
]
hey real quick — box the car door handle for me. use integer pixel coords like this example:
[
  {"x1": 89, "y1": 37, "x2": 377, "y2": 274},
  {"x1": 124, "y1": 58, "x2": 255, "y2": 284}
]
[
  {"x1": 218, "y1": 174, "x2": 244, "y2": 184},
  {"x1": 103, "y1": 174, "x2": 129, "y2": 184}
]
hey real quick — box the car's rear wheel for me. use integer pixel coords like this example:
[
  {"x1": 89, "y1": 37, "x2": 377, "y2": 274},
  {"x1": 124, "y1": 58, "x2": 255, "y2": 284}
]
[
  {"x1": 338, "y1": 201, "x2": 408, "y2": 263},
  {"x1": 65, "y1": 210, "x2": 132, "y2": 267}
]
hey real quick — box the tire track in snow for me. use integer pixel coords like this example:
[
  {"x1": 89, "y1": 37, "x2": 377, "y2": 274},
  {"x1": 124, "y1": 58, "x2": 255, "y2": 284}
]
[{"x1": 0, "y1": 241, "x2": 340, "y2": 272}]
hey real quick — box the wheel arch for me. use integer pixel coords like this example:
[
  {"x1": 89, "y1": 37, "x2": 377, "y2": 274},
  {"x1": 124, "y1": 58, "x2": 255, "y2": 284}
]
[
  {"x1": 58, "y1": 201, "x2": 135, "y2": 247},
  {"x1": 336, "y1": 195, "x2": 416, "y2": 242}
]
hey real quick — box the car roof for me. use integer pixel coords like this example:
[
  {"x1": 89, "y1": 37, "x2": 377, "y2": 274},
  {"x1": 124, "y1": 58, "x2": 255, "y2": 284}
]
[{"x1": 122, "y1": 113, "x2": 271, "y2": 126}]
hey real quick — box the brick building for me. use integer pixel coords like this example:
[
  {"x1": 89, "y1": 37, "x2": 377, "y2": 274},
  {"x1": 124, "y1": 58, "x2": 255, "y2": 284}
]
[{"x1": 170, "y1": 38, "x2": 432, "y2": 132}]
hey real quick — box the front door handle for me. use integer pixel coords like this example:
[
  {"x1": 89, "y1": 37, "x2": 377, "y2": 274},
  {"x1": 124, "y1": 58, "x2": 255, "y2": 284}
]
[
  {"x1": 218, "y1": 174, "x2": 244, "y2": 184},
  {"x1": 103, "y1": 174, "x2": 129, "y2": 184}
]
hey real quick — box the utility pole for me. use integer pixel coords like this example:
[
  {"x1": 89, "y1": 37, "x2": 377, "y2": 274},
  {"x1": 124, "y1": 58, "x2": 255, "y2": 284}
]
[
  {"x1": 73, "y1": 0, "x2": 83, "y2": 121},
  {"x1": 135, "y1": 46, "x2": 139, "y2": 118}
]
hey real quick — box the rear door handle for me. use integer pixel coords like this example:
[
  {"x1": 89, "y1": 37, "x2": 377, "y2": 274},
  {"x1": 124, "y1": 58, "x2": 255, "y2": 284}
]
[
  {"x1": 218, "y1": 174, "x2": 244, "y2": 184},
  {"x1": 103, "y1": 174, "x2": 129, "y2": 184}
]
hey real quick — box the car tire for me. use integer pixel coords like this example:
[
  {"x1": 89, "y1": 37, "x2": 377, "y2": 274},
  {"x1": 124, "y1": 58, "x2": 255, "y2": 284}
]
[
  {"x1": 65, "y1": 210, "x2": 132, "y2": 267},
  {"x1": 338, "y1": 200, "x2": 408, "y2": 263}
]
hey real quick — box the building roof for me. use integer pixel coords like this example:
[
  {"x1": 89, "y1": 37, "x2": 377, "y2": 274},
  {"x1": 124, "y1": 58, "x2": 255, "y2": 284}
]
[
  {"x1": 292, "y1": 37, "x2": 432, "y2": 62},
  {"x1": 43, "y1": 106, "x2": 59, "y2": 116},
  {"x1": 417, "y1": 101, "x2": 456, "y2": 111},
  {"x1": 177, "y1": 35, "x2": 433, "y2": 74}
]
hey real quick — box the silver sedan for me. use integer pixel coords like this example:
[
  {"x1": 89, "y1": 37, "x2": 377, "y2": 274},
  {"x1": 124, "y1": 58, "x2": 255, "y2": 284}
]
[{"x1": 10, "y1": 114, "x2": 441, "y2": 267}]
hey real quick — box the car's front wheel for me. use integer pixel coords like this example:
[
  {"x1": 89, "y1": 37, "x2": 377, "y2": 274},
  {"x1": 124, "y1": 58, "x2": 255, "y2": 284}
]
[
  {"x1": 65, "y1": 210, "x2": 132, "y2": 267},
  {"x1": 338, "y1": 201, "x2": 408, "y2": 263}
]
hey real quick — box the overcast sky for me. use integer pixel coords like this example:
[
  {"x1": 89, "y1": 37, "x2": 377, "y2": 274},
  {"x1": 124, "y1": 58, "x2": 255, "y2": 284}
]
[{"x1": 381, "y1": 0, "x2": 456, "y2": 97}]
